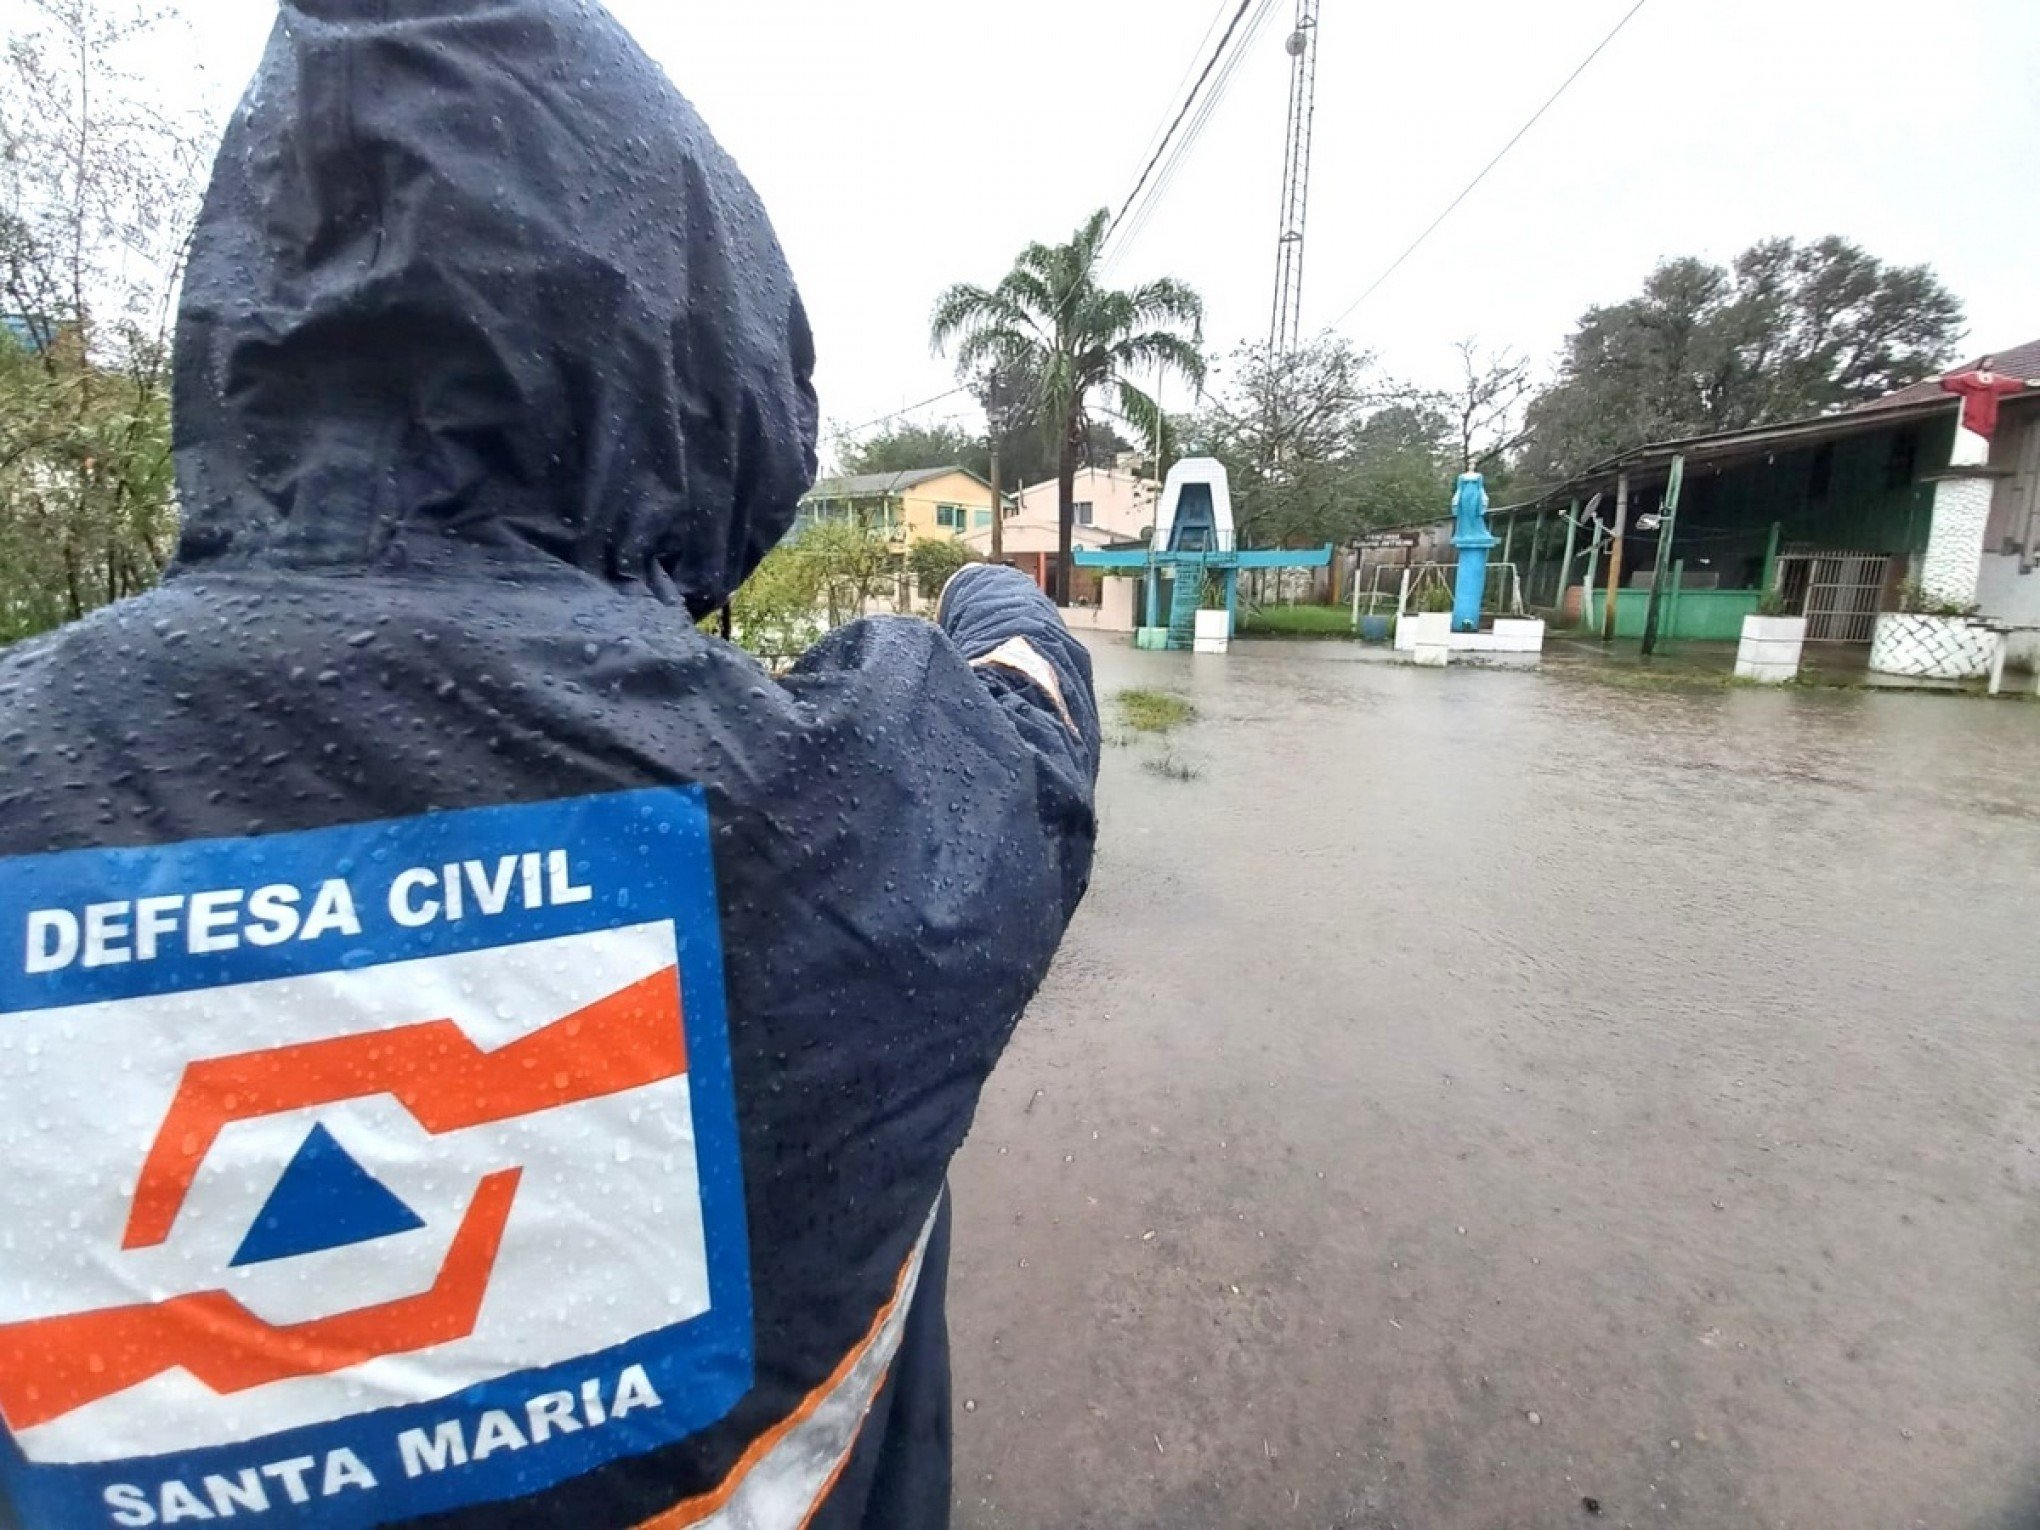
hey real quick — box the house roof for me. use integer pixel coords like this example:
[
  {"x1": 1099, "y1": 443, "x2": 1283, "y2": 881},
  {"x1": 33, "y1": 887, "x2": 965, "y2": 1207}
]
[
  {"x1": 804, "y1": 466, "x2": 992, "y2": 500},
  {"x1": 1853, "y1": 337, "x2": 2040, "y2": 412},
  {"x1": 1506, "y1": 399, "x2": 1957, "y2": 513},
  {"x1": 1504, "y1": 337, "x2": 2040, "y2": 514},
  {"x1": 1015, "y1": 464, "x2": 1157, "y2": 499}
]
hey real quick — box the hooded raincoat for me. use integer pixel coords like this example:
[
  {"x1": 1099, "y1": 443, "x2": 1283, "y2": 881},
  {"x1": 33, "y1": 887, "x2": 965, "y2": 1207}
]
[{"x1": 0, "y1": 3, "x2": 1097, "y2": 1526}]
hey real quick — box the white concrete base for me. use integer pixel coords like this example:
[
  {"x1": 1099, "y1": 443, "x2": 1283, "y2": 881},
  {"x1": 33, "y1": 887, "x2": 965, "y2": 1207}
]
[
  {"x1": 1192, "y1": 608, "x2": 1232, "y2": 655},
  {"x1": 1475, "y1": 619, "x2": 1548, "y2": 655},
  {"x1": 1734, "y1": 615, "x2": 1806, "y2": 683},
  {"x1": 1869, "y1": 612, "x2": 2001, "y2": 680},
  {"x1": 1412, "y1": 643, "x2": 1451, "y2": 667},
  {"x1": 1394, "y1": 611, "x2": 1450, "y2": 653},
  {"x1": 1395, "y1": 613, "x2": 1546, "y2": 655}
]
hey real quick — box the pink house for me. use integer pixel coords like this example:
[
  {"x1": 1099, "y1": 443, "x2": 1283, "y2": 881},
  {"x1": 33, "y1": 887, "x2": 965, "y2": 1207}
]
[
  {"x1": 962, "y1": 462, "x2": 1160, "y2": 604},
  {"x1": 1013, "y1": 463, "x2": 1159, "y2": 542}
]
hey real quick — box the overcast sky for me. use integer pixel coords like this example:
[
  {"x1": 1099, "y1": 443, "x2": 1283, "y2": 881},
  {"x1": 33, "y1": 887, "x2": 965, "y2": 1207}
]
[{"x1": 87, "y1": 0, "x2": 2040, "y2": 468}]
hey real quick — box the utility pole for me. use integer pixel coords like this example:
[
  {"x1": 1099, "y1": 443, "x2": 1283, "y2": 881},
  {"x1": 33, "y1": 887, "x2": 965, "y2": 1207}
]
[
  {"x1": 1557, "y1": 498, "x2": 1580, "y2": 620},
  {"x1": 985, "y1": 365, "x2": 1005, "y2": 564},
  {"x1": 988, "y1": 438, "x2": 1004, "y2": 564},
  {"x1": 1582, "y1": 520, "x2": 1603, "y2": 632},
  {"x1": 1601, "y1": 471, "x2": 1629, "y2": 642},
  {"x1": 1639, "y1": 454, "x2": 1686, "y2": 657}
]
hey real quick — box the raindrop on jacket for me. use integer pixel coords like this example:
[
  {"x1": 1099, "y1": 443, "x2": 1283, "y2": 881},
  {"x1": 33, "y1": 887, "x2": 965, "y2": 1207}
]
[{"x1": 0, "y1": 1, "x2": 1098, "y2": 1526}]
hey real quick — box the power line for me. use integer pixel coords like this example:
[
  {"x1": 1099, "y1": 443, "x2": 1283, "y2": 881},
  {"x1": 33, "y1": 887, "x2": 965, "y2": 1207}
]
[
  {"x1": 839, "y1": 385, "x2": 974, "y2": 438},
  {"x1": 849, "y1": 0, "x2": 1276, "y2": 440},
  {"x1": 1114, "y1": 0, "x2": 1237, "y2": 210},
  {"x1": 1320, "y1": 0, "x2": 1653, "y2": 331},
  {"x1": 1109, "y1": 0, "x2": 1280, "y2": 267},
  {"x1": 1126, "y1": 2, "x2": 1264, "y2": 248},
  {"x1": 1127, "y1": 0, "x2": 1279, "y2": 255},
  {"x1": 1102, "y1": 0, "x2": 1262, "y2": 250}
]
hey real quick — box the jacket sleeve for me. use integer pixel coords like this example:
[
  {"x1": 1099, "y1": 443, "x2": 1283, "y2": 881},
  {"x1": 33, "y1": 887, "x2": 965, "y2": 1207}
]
[
  {"x1": 937, "y1": 565, "x2": 1099, "y2": 777},
  {"x1": 933, "y1": 563, "x2": 1100, "y2": 922},
  {"x1": 776, "y1": 563, "x2": 1100, "y2": 927}
]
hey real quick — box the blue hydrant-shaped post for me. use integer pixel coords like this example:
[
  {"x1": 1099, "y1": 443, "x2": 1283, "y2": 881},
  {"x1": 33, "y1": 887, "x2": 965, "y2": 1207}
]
[{"x1": 1450, "y1": 471, "x2": 1497, "y2": 633}]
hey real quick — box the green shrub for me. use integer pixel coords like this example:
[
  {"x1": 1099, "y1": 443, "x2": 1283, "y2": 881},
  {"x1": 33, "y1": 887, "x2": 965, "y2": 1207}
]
[{"x1": 1894, "y1": 579, "x2": 1978, "y2": 618}]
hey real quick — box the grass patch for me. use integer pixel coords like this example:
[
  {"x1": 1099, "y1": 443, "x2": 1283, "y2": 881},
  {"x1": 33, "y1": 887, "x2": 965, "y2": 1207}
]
[
  {"x1": 1142, "y1": 753, "x2": 1201, "y2": 782},
  {"x1": 1237, "y1": 604, "x2": 1356, "y2": 639},
  {"x1": 1117, "y1": 688, "x2": 1195, "y2": 733}
]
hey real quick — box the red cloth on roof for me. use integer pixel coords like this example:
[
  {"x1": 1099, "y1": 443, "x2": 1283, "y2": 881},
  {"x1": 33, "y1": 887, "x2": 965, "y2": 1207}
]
[{"x1": 1941, "y1": 369, "x2": 2031, "y2": 440}]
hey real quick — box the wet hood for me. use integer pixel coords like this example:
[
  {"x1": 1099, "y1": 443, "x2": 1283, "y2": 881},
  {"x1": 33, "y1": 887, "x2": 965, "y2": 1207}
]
[{"x1": 171, "y1": 0, "x2": 818, "y2": 616}]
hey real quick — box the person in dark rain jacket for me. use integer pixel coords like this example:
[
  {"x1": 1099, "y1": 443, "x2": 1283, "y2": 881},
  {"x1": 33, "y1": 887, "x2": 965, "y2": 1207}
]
[{"x1": 0, "y1": 2, "x2": 1097, "y2": 1527}]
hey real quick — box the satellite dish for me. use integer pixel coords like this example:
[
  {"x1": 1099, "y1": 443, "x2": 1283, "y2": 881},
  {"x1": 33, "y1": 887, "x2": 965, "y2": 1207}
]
[
  {"x1": 1636, "y1": 514, "x2": 1664, "y2": 532},
  {"x1": 1286, "y1": 30, "x2": 1308, "y2": 55}
]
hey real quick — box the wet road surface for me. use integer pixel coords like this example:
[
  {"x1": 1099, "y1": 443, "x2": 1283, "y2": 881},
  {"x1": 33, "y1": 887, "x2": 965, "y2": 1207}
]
[{"x1": 948, "y1": 639, "x2": 2040, "y2": 1530}]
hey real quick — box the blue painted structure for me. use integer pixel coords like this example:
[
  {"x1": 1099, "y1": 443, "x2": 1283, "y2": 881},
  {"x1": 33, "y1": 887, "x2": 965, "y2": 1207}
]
[
  {"x1": 1451, "y1": 471, "x2": 1497, "y2": 632},
  {"x1": 1074, "y1": 458, "x2": 1332, "y2": 649},
  {"x1": 1, "y1": 314, "x2": 54, "y2": 353}
]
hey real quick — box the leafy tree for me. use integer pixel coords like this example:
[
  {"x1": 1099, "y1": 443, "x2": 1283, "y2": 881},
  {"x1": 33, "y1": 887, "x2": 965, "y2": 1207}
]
[
  {"x1": 837, "y1": 421, "x2": 988, "y2": 481},
  {"x1": 829, "y1": 378, "x2": 1133, "y2": 518},
  {"x1": 967, "y1": 360, "x2": 1135, "y2": 493},
  {"x1": 1349, "y1": 401, "x2": 1457, "y2": 527},
  {"x1": 725, "y1": 541, "x2": 822, "y2": 663},
  {"x1": 0, "y1": 314, "x2": 176, "y2": 641},
  {"x1": 0, "y1": 0, "x2": 209, "y2": 644},
  {"x1": 932, "y1": 209, "x2": 1204, "y2": 602},
  {"x1": 905, "y1": 535, "x2": 977, "y2": 604},
  {"x1": 794, "y1": 518, "x2": 898, "y2": 627},
  {"x1": 1518, "y1": 236, "x2": 1965, "y2": 484},
  {"x1": 1185, "y1": 338, "x2": 1454, "y2": 548},
  {"x1": 725, "y1": 519, "x2": 947, "y2": 660}
]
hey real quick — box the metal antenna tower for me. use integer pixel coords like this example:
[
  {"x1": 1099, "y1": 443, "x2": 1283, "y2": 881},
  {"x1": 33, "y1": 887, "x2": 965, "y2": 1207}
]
[{"x1": 1268, "y1": 0, "x2": 1320, "y2": 353}]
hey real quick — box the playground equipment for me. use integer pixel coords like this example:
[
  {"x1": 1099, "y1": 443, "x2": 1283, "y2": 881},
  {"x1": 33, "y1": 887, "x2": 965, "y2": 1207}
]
[{"x1": 1073, "y1": 458, "x2": 1332, "y2": 652}]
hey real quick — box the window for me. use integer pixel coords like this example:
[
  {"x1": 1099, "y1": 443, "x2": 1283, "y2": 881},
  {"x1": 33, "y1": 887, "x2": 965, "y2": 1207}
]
[
  {"x1": 1074, "y1": 501, "x2": 1095, "y2": 527},
  {"x1": 1003, "y1": 504, "x2": 1020, "y2": 520},
  {"x1": 973, "y1": 508, "x2": 993, "y2": 529},
  {"x1": 935, "y1": 504, "x2": 966, "y2": 531}
]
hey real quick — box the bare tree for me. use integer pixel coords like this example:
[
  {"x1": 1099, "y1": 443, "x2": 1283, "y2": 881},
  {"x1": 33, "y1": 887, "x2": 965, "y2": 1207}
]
[{"x1": 1449, "y1": 338, "x2": 1534, "y2": 476}]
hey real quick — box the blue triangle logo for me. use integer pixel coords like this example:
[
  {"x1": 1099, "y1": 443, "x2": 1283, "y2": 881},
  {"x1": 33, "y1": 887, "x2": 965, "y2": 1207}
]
[{"x1": 231, "y1": 1123, "x2": 426, "y2": 1267}]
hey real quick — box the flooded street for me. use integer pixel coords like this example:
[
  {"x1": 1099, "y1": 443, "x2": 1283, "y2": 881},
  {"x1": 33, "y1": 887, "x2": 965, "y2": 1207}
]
[{"x1": 948, "y1": 638, "x2": 2040, "y2": 1530}]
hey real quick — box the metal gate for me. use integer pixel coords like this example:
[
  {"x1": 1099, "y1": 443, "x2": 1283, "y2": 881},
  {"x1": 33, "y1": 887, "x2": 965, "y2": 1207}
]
[{"x1": 1777, "y1": 552, "x2": 1891, "y2": 643}]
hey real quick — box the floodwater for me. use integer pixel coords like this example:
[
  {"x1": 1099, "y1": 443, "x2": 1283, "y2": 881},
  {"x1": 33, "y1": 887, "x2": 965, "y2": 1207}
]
[{"x1": 948, "y1": 639, "x2": 2040, "y2": 1530}]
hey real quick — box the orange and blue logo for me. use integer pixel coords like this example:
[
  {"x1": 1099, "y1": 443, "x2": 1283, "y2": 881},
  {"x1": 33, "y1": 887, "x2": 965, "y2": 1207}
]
[{"x1": 0, "y1": 791, "x2": 750, "y2": 1528}]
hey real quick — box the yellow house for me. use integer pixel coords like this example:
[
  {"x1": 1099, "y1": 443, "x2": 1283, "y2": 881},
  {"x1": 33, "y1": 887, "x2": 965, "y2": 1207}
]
[{"x1": 799, "y1": 466, "x2": 1007, "y2": 545}]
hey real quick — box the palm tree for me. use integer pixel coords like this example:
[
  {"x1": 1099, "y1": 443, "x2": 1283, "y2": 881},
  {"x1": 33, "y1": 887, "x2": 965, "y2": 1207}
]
[{"x1": 932, "y1": 209, "x2": 1205, "y2": 604}]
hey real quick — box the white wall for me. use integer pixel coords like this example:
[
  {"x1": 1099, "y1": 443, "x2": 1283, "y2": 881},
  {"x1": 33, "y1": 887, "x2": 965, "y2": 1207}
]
[
  {"x1": 1059, "y1": 578, "x2": 1136, "y2": 633},
  {"x1": 1977, "y1": 553, "x2": 2040, "y2": 667}
]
